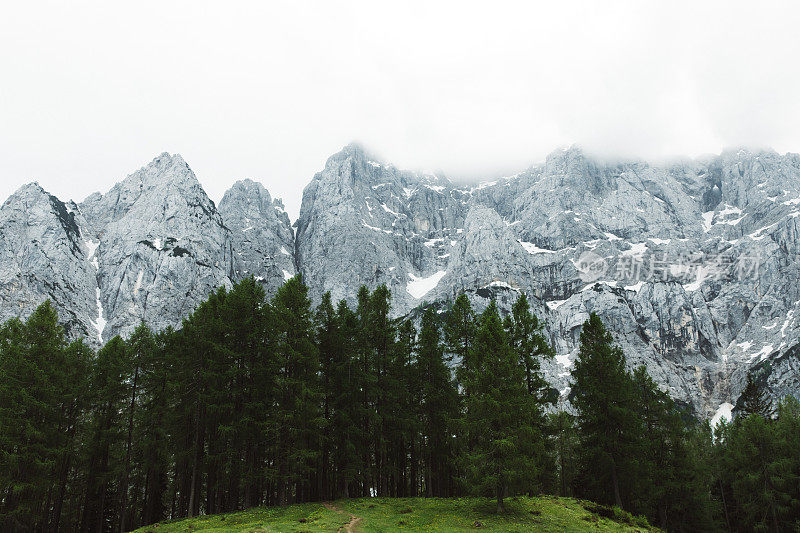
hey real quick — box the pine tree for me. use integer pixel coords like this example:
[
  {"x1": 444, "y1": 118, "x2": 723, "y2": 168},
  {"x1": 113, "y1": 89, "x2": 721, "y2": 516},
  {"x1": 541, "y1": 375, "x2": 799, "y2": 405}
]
[
  {"x1": 167, "y1": 286, "x2": 228, "y2": 518},
  {"x1": 772, "y1": 397, "x2": 800, "y2": 529},
  {"x1": 629, "y1": 366, "x2": 716, "y2": 529},
  {"x1": 116, "y1": 323, "x2": 155, "y2": 531},
  {"x1": 444, "y1": 293, "x2": 477, "y2": 489},
  {"x1": 81, "y1": 336, "x2": 130, "y2": 532},
  {"x1": 737, "y1": 373, "x2": 774, "y2": 418},
  {"x1": 711, "y1": 395, "x2": 800, "y2": 531},
  {"x1": 331, "y1": 299, "x2": 364, "y2": 498},
  {"x1": 571, "y1": 312, "x2": 638, "y2": 509},
  {"x1": 271, "y1": 275, "x2": 321, "y2": 505},
  {"x1": 51, "y1": 338, "x2": 93, "y2": 531},
  {"x1": 416, "y1": 306, "x2": 458, "y2": 497},
  {"x1": 461, "y1": 301, "x2": 540, "y2": 512},
  {"x1": 445, "y1": 293, "x2": 476, "y2": 392},
  {"x1": 315, "y1": 292, "x2": 336, "y2": 500},
  {"x1": 506, "y1": 294, "x2": 556, "y2": 493},
  {"x1": 354, "y1": 285, "x2": 377, "y2": 496},
  {"x1": 548, "y1": 411, "x2": 578, "y2": 497},
  {"x1": 220, "y1": 277, "x2": 271, "y2": 510},
  {"x1": 369, "y1": 285, "x2": 396, "y2": 496},
  {"x1": 137, "y1": 327, "x2": 172, "y2": 526},
  {"x1": 718, "y1": 413, "x2": 783, "y2": 531},
  {"x1": 393, "y1": 318, "x2": 418, "y2": 497},
  {"x1": 507, "y1": 294, "x2": 553, "y2": 398},
  {"x1": 0, "y1": 302, "x2": 84, "y2": 531}
]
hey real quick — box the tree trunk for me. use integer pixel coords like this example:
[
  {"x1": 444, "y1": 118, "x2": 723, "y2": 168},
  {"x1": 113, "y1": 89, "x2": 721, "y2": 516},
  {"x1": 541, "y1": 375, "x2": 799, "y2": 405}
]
[
  {"x1": 610, "y1": 460, "x2": 622, "y2": 508},
  {"x1": 118, "y1": 365, "x2": 140, "y2": 532},
  {"x1": 496, "y1": 484, "x2": 504, "y2": 513},
  {"x1": 52, "y1": 411, "x2": 78, "y2": 532},
  {"x1": 187, "y1": 401, "x2": 203, "y2": 518}
]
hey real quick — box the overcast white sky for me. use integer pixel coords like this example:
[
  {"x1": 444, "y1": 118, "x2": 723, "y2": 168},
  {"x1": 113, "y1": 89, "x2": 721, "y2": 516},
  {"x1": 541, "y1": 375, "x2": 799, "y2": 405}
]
[{"x1": 2, "y1": 1, "x2": 800, "y2": 220}]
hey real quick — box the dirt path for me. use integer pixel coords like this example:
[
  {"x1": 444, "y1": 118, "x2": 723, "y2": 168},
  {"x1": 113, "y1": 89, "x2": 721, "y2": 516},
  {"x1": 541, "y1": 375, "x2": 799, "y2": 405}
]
[{"x1": 323, "y1": 502, "x2": 363, "y2": 533}]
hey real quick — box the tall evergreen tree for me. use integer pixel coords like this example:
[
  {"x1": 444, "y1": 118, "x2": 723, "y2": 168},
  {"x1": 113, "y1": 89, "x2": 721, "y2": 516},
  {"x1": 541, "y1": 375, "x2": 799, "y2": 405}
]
[
  {"x1": 393, "y1": 318, "x2": 418, "y2": 497},
  {"x1": 221, "y1": 277, "x2": 271, "y2": 510},
  {"x1": 718, "y1": 413, "x2": 783, "y2": 531},
  {"x1": 369, "y1": 285, "x2": 396, "y2": 496},
  {"x1": 81, "y1": 336, "x2": 129, "y2": 532},
  {"x1": 271, "y1": 275, "x2": 321, "y2": 505},
  {"x1": 136, "y1": 327, "x2": 172, "y2": 526},
  {"x1": 315, "y1": 292, "x2": 337, "y2": 500},
  {"x1": 629, "y1": 366, "x2": 716, "y2": 530},
  {"x1": 331, "y1": 299, "x2": 365, "y2": 498},
  {"x1": 571, "y1": 313, "x2": 638, "y2": 508},
  {"x1": 51, "y1": 338, "x2": 93, "y2": 532},
  {"x1": 445, "y1": 294, "x2": 476, "y2": 392},
  {"x1": 772, "y1": 397, "x2": 800, "y2": 529},
  {"x1": 548, "y1": 411, "x2": 578, "y2": 498},
  {"x1": 354, "y1": 286, "x2": 377, "y2": 496},
  {"x1": 461, "y1": 301, "x2": 540, "y2": 512},
  {"x1": 505, "y1": 294, "x2": 556, "y2": 493},
  {"x1": 416, "y1": 307, "x2": 459, "y2": 497},
  {"x1": 0, "y1": 302, "x2": 93, "y2": 531},
  {"x1": 737, "y1": 373, "x2": 774, "y2": 418},
  {"x1": 507, "y1": 294, "x2": 553, "y2": 398},
  {"x1": 116, "y1": 323, "x2": 154, "y2": 532}
]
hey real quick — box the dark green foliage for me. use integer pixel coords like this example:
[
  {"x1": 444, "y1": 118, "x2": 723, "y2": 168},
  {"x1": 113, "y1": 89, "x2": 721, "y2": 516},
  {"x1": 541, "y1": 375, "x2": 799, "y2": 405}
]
[
  {"x1": 81, "y1": 336, "x2": 130, "y2": 531},
  {"x1": 394, "y1": 317, "x2": 419, "y2": 497},
  {"x1": 504, "y1": 294, "x2": 556, "y2": 493},
  {"x1": 460, "y1": 301, "x2": 542, "y2": 512},
  {"x1": 628, "y1": 366, "x2": 716, "y2": 532},
  {"x1": 445, "y1": 293, "x2": 476, "y2": 392},
  {"x1": 271, "y1": 275, "x2": 322, "y2": 505},
  {"x1": 415, "y1": 307, "x2": 459, "y2": 497},
  {"x1": 549, "y1": 411, "x2": 578, "y2": 498},
  {"x1": 571, "y1": 312, "x2": 638, "y2": 509},
  {"x1": 571, "y1": 314, "x2": 718, "y2": 531},
  {"x1": 737, "y1": 373, "x2": 774, "y2": 418},
  {"x1": 136, "y1": 327, "x2": 171, "y2": 526},
  {"x1": 0, "y1": 303, "x2": 92, "y2": 531},
  {"x1": 714, "y1": 396, "x2": 800, "y2": 532},
  {"x1": 329, "y1": 298, "x2": 365, "y2": 498},
  {"x1": 506, "y1": 294, "x2": 554, "y2": 400},
  {"x1": 3, "y1": 286, "x2": 800, "y2": 532}
]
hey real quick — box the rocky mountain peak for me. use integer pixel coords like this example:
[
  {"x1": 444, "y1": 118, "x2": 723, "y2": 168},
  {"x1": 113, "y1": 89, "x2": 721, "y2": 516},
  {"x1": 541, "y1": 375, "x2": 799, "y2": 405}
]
[
  {"x1": 219, "y1": 179, "x2": 295, "y2": 295},
  {"x1": 333, "y1": 141, "x2": 372, "y2": 160},
  {"x1": 221, "y1": 179, "x2": 274, "y2": 215},
  {"x1": 3, "y1": 181, "x2": 46, "y2": 204},
  {"x1": 2, "y1": 145, "x2": 800, "y2": 419},
  {"x1": 78, "y1": 152, "x2": 204, "y2": 236},
  {"x1": 0, "y1": 181, "x2": 99, "y2": 341}
]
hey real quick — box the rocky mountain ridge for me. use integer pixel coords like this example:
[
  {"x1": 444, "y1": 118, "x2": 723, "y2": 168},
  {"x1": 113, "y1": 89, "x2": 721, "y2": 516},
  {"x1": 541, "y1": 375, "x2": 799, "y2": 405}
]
[{"x1": 2, "y1": 144, "x2": 799, "y2": 419}]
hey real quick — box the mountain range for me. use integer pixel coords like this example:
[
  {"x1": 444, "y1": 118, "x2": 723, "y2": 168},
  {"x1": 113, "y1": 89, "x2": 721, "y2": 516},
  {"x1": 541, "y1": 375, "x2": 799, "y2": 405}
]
[{"x1": 2, "y1": 143, "x2": 799, "y2": 420}]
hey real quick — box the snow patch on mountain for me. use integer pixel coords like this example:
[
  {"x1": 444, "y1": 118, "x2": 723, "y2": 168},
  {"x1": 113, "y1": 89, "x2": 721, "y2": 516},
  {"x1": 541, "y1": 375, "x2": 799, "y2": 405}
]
[{"x1": 407, "y1": 271, "x2": 446, "y2": 299}]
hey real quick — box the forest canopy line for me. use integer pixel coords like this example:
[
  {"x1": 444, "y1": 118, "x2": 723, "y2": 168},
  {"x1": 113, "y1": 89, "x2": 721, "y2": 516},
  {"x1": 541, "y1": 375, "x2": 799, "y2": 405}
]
[{"x1": 1, "y1": 276, "x2": 798, "y2": 532}]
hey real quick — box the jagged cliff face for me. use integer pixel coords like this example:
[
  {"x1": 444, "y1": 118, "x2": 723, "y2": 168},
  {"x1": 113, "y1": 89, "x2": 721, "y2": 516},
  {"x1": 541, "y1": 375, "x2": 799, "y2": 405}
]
[
  {"x1": 294, "y1": 144, "x2": 470, "y2": 313},
  {"x1": 219, "y1": 179, "x2": 296, "y2": 297},
  {"x1": 294, "y1": 145, "x2": 800, "y2": 418},
  {"x1": 77, "y1": 153, "x2": 237, "y2": 341},
  {"x1": 1, "y1": 145, "x2": 799, "y2": 418},
  {"x1": 0, "y1": 184, "x2": 99, "y2": 340}
]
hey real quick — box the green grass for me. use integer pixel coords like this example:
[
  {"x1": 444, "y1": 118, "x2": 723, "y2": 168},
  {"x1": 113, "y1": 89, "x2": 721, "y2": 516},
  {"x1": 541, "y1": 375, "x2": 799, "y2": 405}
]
[{"x1": 132, "y1": 496, "x2": 658, "y2": 532}]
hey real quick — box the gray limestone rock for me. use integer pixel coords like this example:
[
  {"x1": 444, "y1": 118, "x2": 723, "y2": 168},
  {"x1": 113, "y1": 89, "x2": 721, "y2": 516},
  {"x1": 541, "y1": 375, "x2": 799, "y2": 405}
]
[
  {"x1": 219, "y1": 178, "x2": 296, "y2": 295},
  {"x1": 293, "y1": 144, "x2": 800, "y2": 418},
  {"x1": 2, "y1": 144, "x2": 799, "y2": 419},
  {"x1": 0, "y1": 183, "x2": 100, "y2": 342},
  {"x1": 79, "y1": 153, "x2": 235, "y2": 340}
]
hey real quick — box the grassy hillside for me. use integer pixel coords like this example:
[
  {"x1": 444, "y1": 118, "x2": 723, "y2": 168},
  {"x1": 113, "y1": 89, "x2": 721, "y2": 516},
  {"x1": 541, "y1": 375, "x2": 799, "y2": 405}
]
[{"x1": 132, "y1": 496, "x2": 657, "y2": 532}]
